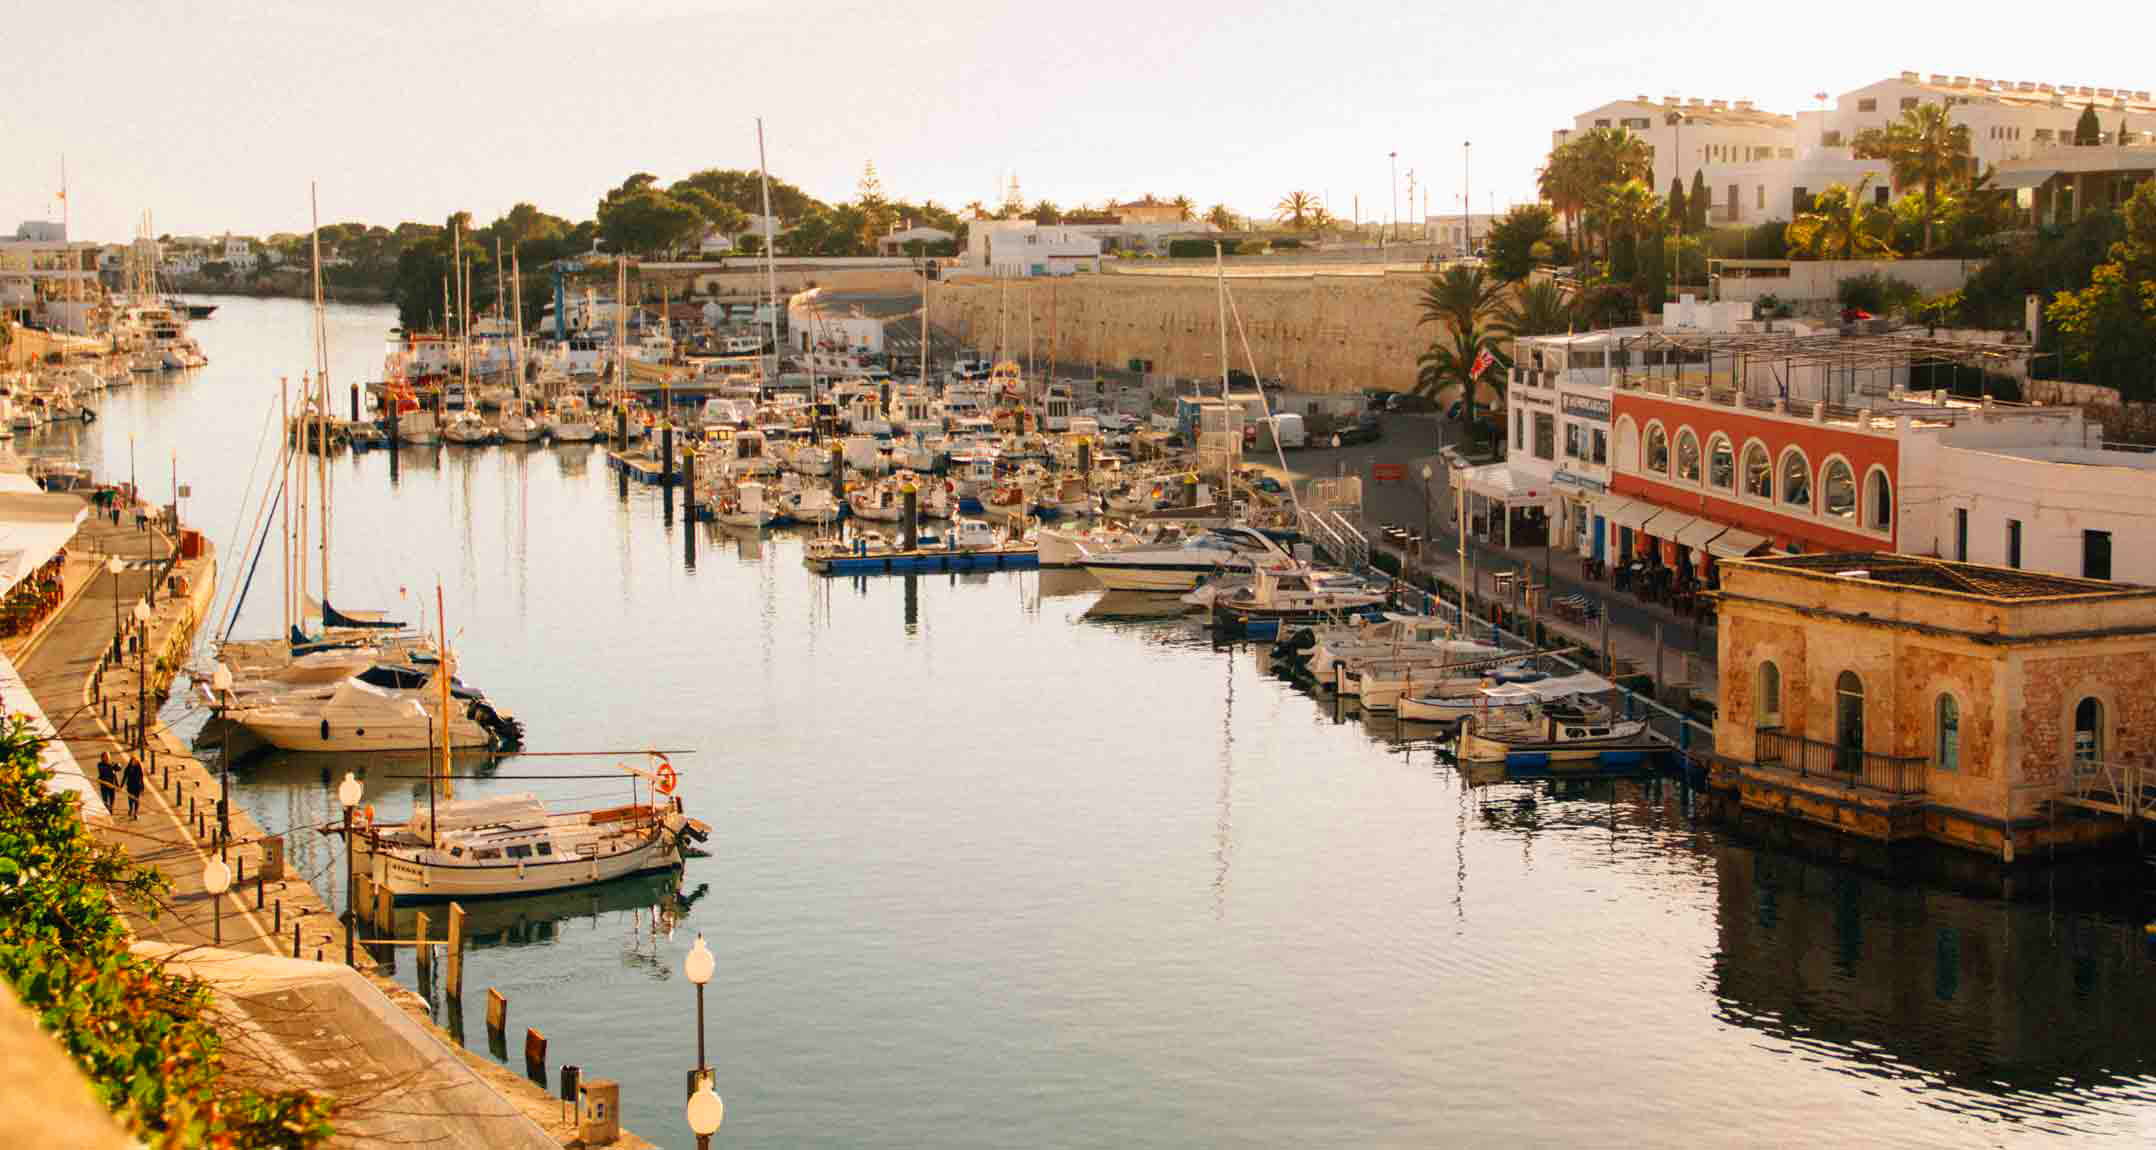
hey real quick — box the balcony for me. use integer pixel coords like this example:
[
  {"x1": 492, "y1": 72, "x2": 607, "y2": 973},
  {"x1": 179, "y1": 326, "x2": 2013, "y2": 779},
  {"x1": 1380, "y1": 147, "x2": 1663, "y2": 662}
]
[{"x1": 1754, "y1": 728, "x2": 1928, "y2": 797}]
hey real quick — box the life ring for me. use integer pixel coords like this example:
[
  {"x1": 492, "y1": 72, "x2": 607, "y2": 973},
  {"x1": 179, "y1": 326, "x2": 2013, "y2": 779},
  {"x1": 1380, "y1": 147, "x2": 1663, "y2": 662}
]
[
  {"x1": 362, "y1": 804, "x2": 375, "y2": 825},
  {"x1": 654, "y1": 761, "x2": 678, "y2": 795}
]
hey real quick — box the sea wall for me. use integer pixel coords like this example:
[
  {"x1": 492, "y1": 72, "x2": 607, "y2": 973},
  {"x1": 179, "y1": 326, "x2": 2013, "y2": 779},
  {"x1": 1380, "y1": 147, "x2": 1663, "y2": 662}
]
[{"x1": 928, "y1": 268, "x2": 1451, "y2": 395}]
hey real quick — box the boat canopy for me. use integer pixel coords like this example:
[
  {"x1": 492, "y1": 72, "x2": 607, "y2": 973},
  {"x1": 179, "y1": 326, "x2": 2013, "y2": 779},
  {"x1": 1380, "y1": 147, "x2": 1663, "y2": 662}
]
[{"x1": 409, "y1": 793, "x2": 551, "y2": 840}]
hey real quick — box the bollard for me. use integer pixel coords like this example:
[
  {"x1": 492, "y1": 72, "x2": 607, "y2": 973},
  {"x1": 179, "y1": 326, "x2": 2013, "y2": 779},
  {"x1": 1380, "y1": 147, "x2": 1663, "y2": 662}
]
[
  {"x1": 414, "y1": 911, "x2": 430, "y2": 975},
  {"x1": 292, "y1": 921, "x2": 301, "y2": 958},
  {"x1": 560, "y1": 1066, "x2": 582, "y2": 1127},
  {"x1": 274, "y1": 898, "x2": 282, "y2": 932},
  {"x1": 235, "y1": 854, "x2": 244, "y2": 884},
  {"x1": 524, "y1": 1028, "x2": 548, "y2": 1085},
  {"x1": 256, "y1": 873, "x2": 265, "y2": 910},
  {"x1": 446, "y1": 902, "x2": 465, "y2": 1000}
]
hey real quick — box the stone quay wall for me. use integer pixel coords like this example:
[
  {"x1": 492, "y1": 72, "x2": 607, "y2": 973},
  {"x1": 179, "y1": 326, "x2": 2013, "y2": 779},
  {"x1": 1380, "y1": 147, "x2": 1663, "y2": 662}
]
[{"x1": 929, "y1": 268, "x2": 1452, "y2": 395}]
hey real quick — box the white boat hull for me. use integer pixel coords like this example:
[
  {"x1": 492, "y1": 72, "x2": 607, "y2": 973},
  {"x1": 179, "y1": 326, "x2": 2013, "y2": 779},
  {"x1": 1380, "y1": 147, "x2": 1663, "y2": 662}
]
[
  {"x1": 238, "y1": 710, "x2": 493, "y2": 752},
  {"x1": 352, "y1": 829, "x2": 682, "y2": 900},
  {"x1": 1080, "y1": 562, "x2": 1223, "y2": 592}
]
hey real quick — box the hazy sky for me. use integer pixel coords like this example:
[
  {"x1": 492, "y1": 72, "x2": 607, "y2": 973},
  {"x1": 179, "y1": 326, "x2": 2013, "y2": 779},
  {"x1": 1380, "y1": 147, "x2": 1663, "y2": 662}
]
[{"x1": 8, "y1": 1, "x2": 2149, "y2": 243}]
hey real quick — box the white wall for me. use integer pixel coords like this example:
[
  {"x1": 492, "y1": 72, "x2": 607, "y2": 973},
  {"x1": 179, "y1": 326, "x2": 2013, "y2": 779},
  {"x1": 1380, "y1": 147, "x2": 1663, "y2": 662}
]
[
  {"x1": 1922, "y1": 443, "x2": 2156, "y2": 582},
  {"x1": 1713, "y1": 258, "x2": 1984, "y2": 303}
]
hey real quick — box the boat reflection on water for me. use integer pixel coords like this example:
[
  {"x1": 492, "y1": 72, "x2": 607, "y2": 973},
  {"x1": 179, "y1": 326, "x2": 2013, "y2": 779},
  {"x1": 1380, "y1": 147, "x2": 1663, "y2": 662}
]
[
  {"x1": 1080, "y1": 590, "x2": 1197, "y2": 624},
  {"x1": 1035, "y1": 568, "x2": 1098, "y2": 600},
  {"x1": 387, "y1": 869, "x2": 705, "y2": 955}
]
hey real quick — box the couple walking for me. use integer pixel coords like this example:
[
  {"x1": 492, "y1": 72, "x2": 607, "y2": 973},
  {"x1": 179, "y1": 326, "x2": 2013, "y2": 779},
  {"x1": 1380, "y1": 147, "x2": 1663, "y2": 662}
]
[{"x1": 95, "y1": 750, "x2": 145, "y2": 818}]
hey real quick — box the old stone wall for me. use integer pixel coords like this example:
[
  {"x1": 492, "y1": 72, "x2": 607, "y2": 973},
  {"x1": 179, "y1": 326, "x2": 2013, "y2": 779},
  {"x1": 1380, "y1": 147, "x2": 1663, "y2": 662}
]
[
  {"x1": 927, "y1": 270, "x2": 1453, "y2": 395},
  {"x1": 2013, "y1": 648, "x2": 2156, "y2": 785}
]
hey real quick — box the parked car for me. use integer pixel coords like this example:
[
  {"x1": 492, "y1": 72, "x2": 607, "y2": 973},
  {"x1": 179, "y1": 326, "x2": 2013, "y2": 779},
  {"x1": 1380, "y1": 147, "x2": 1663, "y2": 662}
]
[
  {"x1": 1386, "y1": 392, "x2": 1437, "y2": 413},
  {"x1": 1332, "y1": 412, "x2": 1384, "y2": 446}
]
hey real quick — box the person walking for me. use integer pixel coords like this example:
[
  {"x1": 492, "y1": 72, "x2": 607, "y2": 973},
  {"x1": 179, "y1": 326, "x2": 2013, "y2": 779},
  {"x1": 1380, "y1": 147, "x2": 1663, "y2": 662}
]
[
  {"x1": 122, "y1": 754, "x2": 145, "y2": 820},
  {"x1": 96, "y1": 752, "x2": 118, "y2": 812}
]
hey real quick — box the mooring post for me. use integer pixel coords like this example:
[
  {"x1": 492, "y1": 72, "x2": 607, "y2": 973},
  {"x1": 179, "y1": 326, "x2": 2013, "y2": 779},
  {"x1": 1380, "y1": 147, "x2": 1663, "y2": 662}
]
[
  {"x1": 414, "y1": 910, "x2": 430, "y2": 975},
  {"x1": 446, "y1": 902, "x2": 465, "y2": 1000},
  {"x1": 486, "y1": 986, "x2": 509, "y2": 1037}
]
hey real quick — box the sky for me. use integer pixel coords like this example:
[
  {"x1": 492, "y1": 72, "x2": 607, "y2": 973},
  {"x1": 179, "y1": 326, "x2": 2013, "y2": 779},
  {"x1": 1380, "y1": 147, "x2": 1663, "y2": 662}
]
[{"x1": 7, "y1": 0, "x2": 2151, "y2": 243}]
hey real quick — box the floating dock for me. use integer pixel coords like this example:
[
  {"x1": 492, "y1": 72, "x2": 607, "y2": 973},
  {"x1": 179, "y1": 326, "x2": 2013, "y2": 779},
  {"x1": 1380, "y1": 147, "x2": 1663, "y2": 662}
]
[
  {"x1": 606, "y1": 451, "x2": 674, "y2": 485},
  {"x1": 805, "y1": 545, "x2": 1039, "y2": 576}
]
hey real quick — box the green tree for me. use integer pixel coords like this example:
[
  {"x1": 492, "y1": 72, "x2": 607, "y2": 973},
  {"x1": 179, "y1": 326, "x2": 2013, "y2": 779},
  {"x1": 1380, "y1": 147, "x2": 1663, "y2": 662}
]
[
  {"x1": 1275, "y1": 190, "x2": 1318, "y2": 230},
  {"x1": 1687, "y1": 169, "x2": 1708, "y2": 233},
  {"x1": 1852, "y1": 101, "x2": 1972, "y2": 253},
  {"x1": 597, "y1": 174, "x2": 703, "y2": 255},
  {"x1": 2046, "y1": 180, "x2": 2156, "y2": 398},
  {"x1": 1495, "y1": 278, "x2": 1573, "y2": 337},
  {"x1": 1031, "y1": 200, "x2": 1062, "y2": 225},
  {"x1": 1171, "y1": 194, "x2": 1195, "y2": 222},
  {"x1": 1537, "y1": 141, "x2": 1593, "y2": 260},
  {"x1": 1484, "y1": 204, "x2": 1557, "y2": 281},
  {"x1": 1667, "y1": 177, "x2": 1687, "y2": 235},
  {"x1": 2075, "y1": 101, "x2": 2102, "y2": 145},
  {"x1": 1413, "y1": 263, "x2": 1510, "y2": 436},
  {"x1": 1206, "y1": 203, "x2": 1235, "y2": 230},
  {"x1": 1786, "y1": 176, "x2": 1897, "y2": 260}
]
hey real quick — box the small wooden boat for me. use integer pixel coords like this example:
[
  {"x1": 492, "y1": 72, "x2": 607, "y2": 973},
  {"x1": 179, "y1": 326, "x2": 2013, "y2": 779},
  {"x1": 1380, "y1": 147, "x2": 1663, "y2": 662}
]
[{"x1": 1456, "y1": 702, "x2": 1662, "y2": 766}]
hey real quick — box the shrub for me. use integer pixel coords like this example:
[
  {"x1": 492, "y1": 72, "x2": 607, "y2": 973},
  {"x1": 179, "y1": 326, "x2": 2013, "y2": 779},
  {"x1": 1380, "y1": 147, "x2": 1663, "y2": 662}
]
[
  {"x1": 0, "y1": 721, "x2": 334, "y2": 1146},
  {"x1": 1271, "y1": 237, "x2": 1303, "y2": 250},
  {"x1": 1754, "y1": 293, "x2": 1794, "y2": 319},
  {"x1": 1837, "y1": 271, "x2": 1920, "y2": 316},
  {"x1": 1167, "y1": 238, "x2": 1240, "y2": 258}
]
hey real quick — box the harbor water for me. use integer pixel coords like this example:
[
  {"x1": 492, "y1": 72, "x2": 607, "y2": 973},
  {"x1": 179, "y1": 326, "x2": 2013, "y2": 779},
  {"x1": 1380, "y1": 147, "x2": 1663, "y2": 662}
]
[{"x1": 47, "y1": 296, "x2": 2156, "y2": 1146}]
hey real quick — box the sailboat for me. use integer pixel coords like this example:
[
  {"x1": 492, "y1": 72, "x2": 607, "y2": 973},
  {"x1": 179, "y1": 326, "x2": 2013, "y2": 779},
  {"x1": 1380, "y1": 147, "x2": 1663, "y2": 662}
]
[{"x1": 343, "y1": 589, "x2": 708, "y2": 901}]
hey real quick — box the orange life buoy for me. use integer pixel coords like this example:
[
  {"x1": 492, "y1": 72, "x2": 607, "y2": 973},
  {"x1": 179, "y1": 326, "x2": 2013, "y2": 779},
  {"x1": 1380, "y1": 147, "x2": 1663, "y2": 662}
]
[
  {"x1": 362, "y1": 804, "x2": 375, "y2": 825},
  {"x1": 655, "y1": 760, "x2": 678, "y2": 795}
]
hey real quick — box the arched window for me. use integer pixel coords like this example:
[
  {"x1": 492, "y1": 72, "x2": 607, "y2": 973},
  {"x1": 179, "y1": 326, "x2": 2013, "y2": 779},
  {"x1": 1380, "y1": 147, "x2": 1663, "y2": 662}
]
[
  {"x1": 1822, "y1": 458, "x2": 1856, "y2": 520},
  {"x1": 1935, "y1": 694, "x2": 1960, "y2": 772},
  {"x1": 1864, "y1": 467, "x2": 1893, "y2": 532},
  {"x1": 1780, "y1": 448, "x2": 1812, "y2": 509},
  {"x1": 2074, "y1": 697, "x2": 2103, "y2": 771},
  {"x1": 1742, "y1": 442, "x2": 1772, "y2": 498},
  {"x1": 1835, "y1": 671, "x2": 1865, "y2": 771},
  {"x1": 1675, "y1": 429, "x2": 1701, "y2": 482},
  {"x1": 1645, "y1": 423, "x2": 1669, "y2": 474},
  {"x1": 1757, "y1": 661, "x2": 1782, "y2": 728},
  {"x1": 1615, "y1": 417, "x2": 1638, "y2": 472},
  {"x1": 1708, "y1": 435, "x2": 1735, "y2": 491}
]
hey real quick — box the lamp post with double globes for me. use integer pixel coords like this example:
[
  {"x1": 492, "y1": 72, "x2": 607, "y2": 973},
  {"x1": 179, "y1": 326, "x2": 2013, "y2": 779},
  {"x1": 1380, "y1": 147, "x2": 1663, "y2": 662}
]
[
  {"x1": 684, "y1": 934, "x2": 722, "y2": 1147},
  {"x1": 131, "y1": 598, "x2": 151, "y2": 752},
  {"x1": 338, "y1": 771, "x2": 363, "y2": 966},
  {"x1": 106, "y1": 554, "x2": 123, "y2": 661}
]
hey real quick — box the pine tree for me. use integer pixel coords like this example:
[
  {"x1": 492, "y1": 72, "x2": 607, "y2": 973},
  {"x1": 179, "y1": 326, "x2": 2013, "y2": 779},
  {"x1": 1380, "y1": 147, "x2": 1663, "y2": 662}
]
[
  {"x1": 1687, "y1": 169, "x2": 1709, "y2": 233},
  {"x1": 2075, "y1": 102, "x2": 2102, "y2": 145},
  {"x1": 1667, "y1": 177, "x2": 1687, "y2": 235}
]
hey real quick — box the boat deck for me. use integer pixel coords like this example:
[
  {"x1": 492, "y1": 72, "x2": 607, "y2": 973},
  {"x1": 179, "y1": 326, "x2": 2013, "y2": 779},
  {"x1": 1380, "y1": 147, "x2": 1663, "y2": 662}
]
[{"x1": 805, "y1": 545, "x2": 1039, "y2": 576}]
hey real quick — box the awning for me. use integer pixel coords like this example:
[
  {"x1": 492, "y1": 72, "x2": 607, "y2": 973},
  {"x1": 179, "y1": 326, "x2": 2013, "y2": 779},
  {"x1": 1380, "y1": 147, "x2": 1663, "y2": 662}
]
[
  {"x1": 1990, "y1": 168, "x2": 2057, "y2": 190},
  {"x1": 0, "y1": 652, "x2": 98, "y2": 816},
  {"x1": 1706, "y1": 528, "x2": 1771, "y2": 559},
  {"x1": 0, "y1": 492, "x2": 88, "y2": 599},
  {"x1": 1455, "y1": 462, "x2": 1554, "y2": 507},
  {"x1": 1673, "y1": 517, "x2": 1729, "y2": 550},
  {"x1": 1598, "y1": 497, "x2": 1660, "y2": 533},
  {"x1": 1638, "y1": 509, "x2": 1699, "y2": 540}
]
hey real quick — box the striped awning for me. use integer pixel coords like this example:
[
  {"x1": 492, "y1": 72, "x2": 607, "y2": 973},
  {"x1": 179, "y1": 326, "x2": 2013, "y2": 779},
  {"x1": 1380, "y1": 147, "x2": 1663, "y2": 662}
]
[{"x1": 1707, "y1": 528, "x2": 1771, "y2": 559}]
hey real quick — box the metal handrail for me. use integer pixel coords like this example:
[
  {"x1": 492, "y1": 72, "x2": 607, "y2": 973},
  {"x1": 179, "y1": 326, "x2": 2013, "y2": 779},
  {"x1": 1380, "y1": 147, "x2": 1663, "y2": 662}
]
[{"x1": 1754, "y1": 729, "x2": 1928, "y2": 796}]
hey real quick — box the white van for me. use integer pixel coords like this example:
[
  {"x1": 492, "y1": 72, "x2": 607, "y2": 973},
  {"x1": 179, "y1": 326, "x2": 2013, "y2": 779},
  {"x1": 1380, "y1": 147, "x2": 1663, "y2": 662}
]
[{"x1": 1268, "y1": 412, "x2": 1308, "y2": 449}]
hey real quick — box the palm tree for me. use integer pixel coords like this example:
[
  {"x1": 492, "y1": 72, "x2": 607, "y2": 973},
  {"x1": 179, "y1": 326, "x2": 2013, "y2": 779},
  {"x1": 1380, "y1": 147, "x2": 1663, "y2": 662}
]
[
  {"x1": 964, "y1": 200, "x2": 986, "y2": 220},
  {"x1": 1786, "y1": 176, "x2": 1896, "y2": 260},
  {"x1": 1206, "y1": 203, "x2": 1235, "y2": 231},
  {"x1": 1171, "y1": 195, "x2": 1195, "y2": 222},
  {"x1": 1275, "y1": 190, "x2": 1318, "y2": 230},
  {"x1": 1853, "y1": 102, "x2": 1972, "y2": 253},
  {"x1": 1538, "y1": 142, "x2": 1591, "y2": 260},
  {"x1": 1308, "y1": 204, "x2": 1334, "y2": 233},
  {"x1": 1495, "y1": 279, "x2": 1573, "y2": 338},
  {"x1": 1414, "y1": 264, "x2": 1510, "y2": 436}
]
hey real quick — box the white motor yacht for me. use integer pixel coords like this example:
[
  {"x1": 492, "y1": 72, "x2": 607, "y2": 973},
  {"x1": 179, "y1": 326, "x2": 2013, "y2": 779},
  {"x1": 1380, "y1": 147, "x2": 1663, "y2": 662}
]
[
  {"x1": 1080, "y1": 525, "x2": 1291, "y2": 592},
  {"x1": 232, "y1": 677, "x2": 498, "y2": 751}
]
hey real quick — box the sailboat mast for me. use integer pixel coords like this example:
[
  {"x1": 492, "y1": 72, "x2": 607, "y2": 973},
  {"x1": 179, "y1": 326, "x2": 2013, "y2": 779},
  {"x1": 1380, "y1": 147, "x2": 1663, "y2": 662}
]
[
  {"x1": 755, "y1": 117, "x2": 779, "y2": 380},
  {"x1": 1215, "y1": 241, "x2": 1233, "y2": 508},
  {"x1": 918, "y1": 271, "x2": 929, "y2": 390},
  {"x1": 311, "y1": 186, "x2": 330, "y2": 606},
  {"x1": 280, "y1": 380, "x2": 291, "y2": 634},
  {"x1": 437, "y1": 585, "x2": 452, "y2": 805},
  {"x1": 511, "y1": 250, "x2": 525, "y2": 396}
]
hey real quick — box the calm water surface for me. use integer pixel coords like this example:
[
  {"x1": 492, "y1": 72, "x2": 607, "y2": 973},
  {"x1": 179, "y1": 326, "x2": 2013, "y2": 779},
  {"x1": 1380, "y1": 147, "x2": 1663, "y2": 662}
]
[{"x1": 49, "y1": 296, "x2": 2156, "y2": 1146}]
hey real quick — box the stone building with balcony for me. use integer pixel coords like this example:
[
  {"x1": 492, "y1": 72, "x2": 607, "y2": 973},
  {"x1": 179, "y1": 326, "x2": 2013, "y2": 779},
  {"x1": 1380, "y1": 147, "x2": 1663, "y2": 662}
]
[{"x1": 1712, "y1": 552, "x2": 2156, "y2": 858}]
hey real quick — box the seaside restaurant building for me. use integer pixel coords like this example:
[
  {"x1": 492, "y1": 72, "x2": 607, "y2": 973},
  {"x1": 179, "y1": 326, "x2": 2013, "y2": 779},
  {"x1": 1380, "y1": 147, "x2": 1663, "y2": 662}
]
[{"x1": 1714, "y1": 553, "x2": 2156, "y2": 857}]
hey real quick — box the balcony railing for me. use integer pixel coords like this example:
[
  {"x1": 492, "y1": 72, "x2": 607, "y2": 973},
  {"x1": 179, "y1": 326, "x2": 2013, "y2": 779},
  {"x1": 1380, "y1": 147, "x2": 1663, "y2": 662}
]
[{"x1": 1754, "y1": 729, "x2": 1929, "y2": 797}]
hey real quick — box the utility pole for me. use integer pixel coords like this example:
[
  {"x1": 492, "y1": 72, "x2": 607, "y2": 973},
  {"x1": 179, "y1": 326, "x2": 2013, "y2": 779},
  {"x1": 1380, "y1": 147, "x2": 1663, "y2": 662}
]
[
  {"x1": 1388, "y1": 151, "x2": 1398, "y2": 244},
  {"x1": 1463, "y1": 141, "x2": 1473, "y2": 254}
]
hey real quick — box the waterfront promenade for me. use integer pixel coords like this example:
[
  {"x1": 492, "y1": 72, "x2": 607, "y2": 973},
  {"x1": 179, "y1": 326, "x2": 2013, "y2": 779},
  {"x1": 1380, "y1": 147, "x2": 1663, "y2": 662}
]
[{"x1": 10, "y1": 511, "x2": 634, "y2": 1149}]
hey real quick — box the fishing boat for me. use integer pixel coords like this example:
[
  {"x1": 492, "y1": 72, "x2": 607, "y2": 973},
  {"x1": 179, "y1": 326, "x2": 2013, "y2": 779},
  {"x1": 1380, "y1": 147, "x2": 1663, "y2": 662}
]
[
  {"x1": 712, "y1": 478, "x2": 778, "y2": 528},
  {"x1": 497, "y1": 396, "x2": 544, "y2": 443},
  {"x1": 442, "y1": 410, "x2": 495, "y2": 445},
  {"x1": 1396, "y1": 670, "x2": 1612, "y2": 726},
  {"x1": 1456, "y1": 701, "x2": 1661, "y2": 766},
  {"x1": 1197, "y1": 564, "x2": 1387, "y2": 632},
  {"x1": 547, "y1": 394, "x2": 598, "y2": 443}
]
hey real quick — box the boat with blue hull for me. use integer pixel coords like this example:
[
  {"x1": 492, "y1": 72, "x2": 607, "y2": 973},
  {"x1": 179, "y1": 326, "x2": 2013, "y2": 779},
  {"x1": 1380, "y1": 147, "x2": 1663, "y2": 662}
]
[{"x1": 1457, "y1": 702, "x2": 1666, "y2": 768}]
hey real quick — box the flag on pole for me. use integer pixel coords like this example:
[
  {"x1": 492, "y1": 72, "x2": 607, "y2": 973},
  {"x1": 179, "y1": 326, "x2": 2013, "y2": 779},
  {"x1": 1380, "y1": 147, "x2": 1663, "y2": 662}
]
[{"x1": 1469, "y1": 347, "x2": 1496, "y2": 381}]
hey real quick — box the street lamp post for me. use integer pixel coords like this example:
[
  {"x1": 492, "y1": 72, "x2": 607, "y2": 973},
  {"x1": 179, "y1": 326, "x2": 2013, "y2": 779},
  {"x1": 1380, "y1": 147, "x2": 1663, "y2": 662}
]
[
  {"x1": 212, "y1": 664, "x2": 232, "y2": 855},
  {"x1": 203, "y1": 856, "x2": 231, "y2": 946},
  {"x1": 338, "y1": 771, "x2": 363, "y2": 966},
  {"x1": 1463, "y1": 141, "x2": 1473, "y2": 255},
  {"x1": 131, "y1": 599, "x2": 150, "y2": 753},
  {"x1": 684, "y1": 934, "x2": 723, "y2": 1148},
  {"x1": 1421, "y1": 464, "x2": 1436, "y2": 564},
  {"x1": 1388, "y1": 151, "x2": 1399, "y2": 244},
  {"x1": 106, "y1": 555, "x2": 123, "y2": 661}
]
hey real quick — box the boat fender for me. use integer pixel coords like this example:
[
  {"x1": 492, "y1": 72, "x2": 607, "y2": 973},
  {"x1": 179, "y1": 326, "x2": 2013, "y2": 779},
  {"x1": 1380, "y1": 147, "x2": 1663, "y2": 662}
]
[
  {"x1": 320, "y1": 718, "x2": 331, "y2": 741},
  {"x1": 82, "y1": 408, "x2": 97, "y2": 423}
]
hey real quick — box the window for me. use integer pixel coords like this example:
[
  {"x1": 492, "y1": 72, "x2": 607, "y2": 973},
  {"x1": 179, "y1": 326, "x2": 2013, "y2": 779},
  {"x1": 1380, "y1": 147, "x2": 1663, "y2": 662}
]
[
  {"x1": 1592, "y1": 428, "x2": 1607, "y2": 464},
  {"x1": 1728, "y1": 183, "x2": 1740, "y2": 219},
  {"x1": 2074, "y1": 697, "x2": 2103, "y2": 770},
  {"x1": 474, "y1": 848, "x2": 503, "y2": 861},
  {"x1": 1742, "y1": 442, "x2": 1772, "y2": 498},
  {"x1": 1757, "y1": 661, "x2": 1782, "y2": 728},
  {"x1": 1595, "y1": 117, "x2": 1612, "y2": 128},
  {"x1": 1533, "y1": 413, "x2": 1555, "y2": 460},
  {"x1": 537, "y1": 842, "x2": 554, "y2": 856},
  {"x1": 1835, "y1": 671, "x2": 1866, "y2": 771},
  {"x1": 1858, "y1": 98, "x2": 1878, "y2": 112},
  {"x1": 1564, "y1": 422, "x2": 1583, "y2": 459},
  {"x1": 1822, "y1": 458, "x2": 1856, "y2": 520},
  {"x1": 1935, "y1": 695, "x2": 1960, "y2": 772},
  {"x1": 1865, "y1": 468, "x2": 1893, "y2": 532},
  {"x1": 1708, "y1": 435, "x2": 1735, "y2": 490},
  {"x1": 1900, "y1": 96, "x2": 1920, "y2": 111},
  {"x1": 2084, "y1": 529, "x2": 2112, "y2": 580},
  {"x1": 2006, "y1": 519, "x2": 2022, "y2": 569},
  {"x1": 1614, "y1": 416, "x2": 1636, "y2": 466},
  {"x1": 1779, "y1": 448, "x2": 1812, "y2": 509},
  {"x1": 1757, "y1": 184, "x2": 1766, "y2": 210},
  {"x1": 1675, "y1": 430, "x2": 1701, "y2": 481},
  {"x1": 1645, "y1": 424, "x2": 1669, "y2": 474},
  {"x1": 1514, "y1": 408, "x2": 1524, "y2": 450},
  {"x1": 1874, "y1": 184, "x2": 1890, "y2": 207},
  {"x1": 1954, "y1": 508, "x2": 1969, "y2": 561},
  {"x1": 508, "y1": 844, "x2": 534, "y2": 860},
  {"x1": 1820, "y1": 131, "x2": 1843, "y2": 147},
  {"x1": 1792, "y1": 186, "x2": 1812, "y2": 214}
]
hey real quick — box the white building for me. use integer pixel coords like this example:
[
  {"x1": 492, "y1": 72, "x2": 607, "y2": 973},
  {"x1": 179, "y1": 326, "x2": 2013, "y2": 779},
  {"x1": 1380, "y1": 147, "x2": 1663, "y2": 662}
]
[
  {"x1": 1901, "y1": 420, "x2": 2156, "y2": 584},
  {"x1": 0, "y1": 221, "x2": 100, "y2": 333},
  {"x1": 1821, "y1": 73, "x2": 2156, "y2": 171},
  {"x1": 876, "y1": 225, "x2": 955, "y2": 256},
  {"x1": 1559, "y1": 96, "x2": 1809, "y2": 226},
  {"x1": 219, "y1": 234, "x2": 257, "y2": 272},
  {"x1": 963, "y1": 220, "x2": 1101, "y2": 277},
  {"x1": 1421, "y1": 212, "x2": 1503, "y2": 257}
]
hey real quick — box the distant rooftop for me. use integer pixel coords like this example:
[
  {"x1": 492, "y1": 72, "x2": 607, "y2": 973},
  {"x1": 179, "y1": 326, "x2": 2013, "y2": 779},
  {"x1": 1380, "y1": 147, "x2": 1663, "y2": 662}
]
[{"x1": 1736, "y1": 552, "x2": 2153, "y2": 602}]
